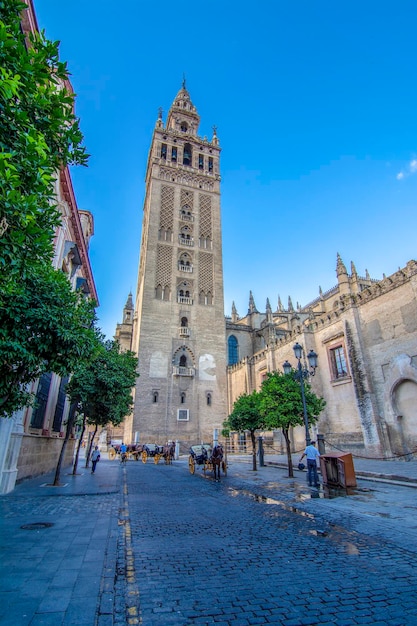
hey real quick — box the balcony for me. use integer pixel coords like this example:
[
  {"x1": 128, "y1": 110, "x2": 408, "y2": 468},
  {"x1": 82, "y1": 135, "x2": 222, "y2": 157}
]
[
  {"x1": 177, "y1": 296, "x2": 193, "y2": 305},
  {"x1": 178, "y1": 263, "x2": 193, "y2": 273},
  {"x1": 173, "y1": 366, "x2": 195, "y2": 377},
  {"x1": 179, "y1": 211, "x2": 194, "y2": 222},
  {"x1": 178, "y1": 236, "x2": 194, "y2": 247},
  {"x1": 178, "y1": 327, "x2": 190, "y2": 337}
]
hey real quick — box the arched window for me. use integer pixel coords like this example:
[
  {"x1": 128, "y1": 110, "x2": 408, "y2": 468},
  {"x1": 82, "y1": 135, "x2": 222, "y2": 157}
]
[
  {"x1": 228, "y1": 335, "x2": 239, "y2": 365},
  {"x1": 181, "y1": 317, "x2": 188, "y2": 327},
  {"x1": 206, "y1": 393, "x2": 212, "y2": 406},
  {"x1": 181, "y1": 122, "x2": 188, "y2": 132},
  {"x1": 183, "y1": 143, "x2": 192, "y2": 166},
  {"x1": 153, "y1": 391, "x2": 159, "y2": 403},
  {"x1": 180, "y1": 392, "x2": 186, "y2": 404},
  {"x1": 179, "y1": 354, "x2": 187, "y2": 367}
]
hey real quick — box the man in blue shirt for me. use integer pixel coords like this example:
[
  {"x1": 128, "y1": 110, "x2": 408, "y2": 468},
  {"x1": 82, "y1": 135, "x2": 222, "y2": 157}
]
[{"x1": 299, "y1": 441, "x2": 320, "y2": 488}]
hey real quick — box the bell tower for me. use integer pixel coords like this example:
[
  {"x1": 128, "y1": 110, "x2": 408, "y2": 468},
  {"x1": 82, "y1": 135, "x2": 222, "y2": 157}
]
[{"x1": 131, "y1": 82, "x2": 227, "y2": 444}]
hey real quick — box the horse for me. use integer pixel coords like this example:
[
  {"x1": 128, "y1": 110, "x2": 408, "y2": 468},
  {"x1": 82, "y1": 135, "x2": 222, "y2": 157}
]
[
  {"x1": 162, "y1": 442, "x2": 175, "y2": 465},
  {"x1": 210, "y1": 444, "x2": 224, "y2": 481}
]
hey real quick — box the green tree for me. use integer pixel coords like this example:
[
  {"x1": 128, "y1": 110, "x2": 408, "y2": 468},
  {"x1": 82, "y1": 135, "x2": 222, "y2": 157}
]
[
  {"x1": 223, "y1": 391, "x2": 265, "y2": 471},
  {"x1": 0, "y1": 0, "x2": 88, "y2": 277},
  {"x1": 0, "y1": 264, "x2": 97, "y2": 417},
  {"x1": 259, "y1": 371, "x2": 325, "y2": 477},
  {"x1": 0, "y1": 0, "x2": 94, "y2": 418},
  {"x1": 59, "y1": 339, "x2": 138, "y2": 484}
]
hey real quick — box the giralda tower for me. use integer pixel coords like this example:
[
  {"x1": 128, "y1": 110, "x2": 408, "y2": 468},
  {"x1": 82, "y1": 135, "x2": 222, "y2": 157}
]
[{"x1": 131, "y1": 82, "x2": 227, "y2": 444}]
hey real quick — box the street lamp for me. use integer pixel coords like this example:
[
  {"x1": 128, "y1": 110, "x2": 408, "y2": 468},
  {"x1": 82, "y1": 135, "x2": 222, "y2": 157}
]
[{"x1": 283, "y1": 343, "x2": 318, "y2": 446}]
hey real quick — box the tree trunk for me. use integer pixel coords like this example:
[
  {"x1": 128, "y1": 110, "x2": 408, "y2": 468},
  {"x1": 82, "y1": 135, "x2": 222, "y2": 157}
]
[
  {"x1": 250, "y1": 430, "x2": 257, "y2": 471},
  {"x1": 85, "y1": 424, "x2": 98, "y2": 468},
  {"x1": 283, "y1": 427, "x2": 294, "y2": 477},
  {"x1": 72, "y1": 414, "x2": 86, "y2": 475},
  {"x1": 53, "y1": 404, "x2": 77, "y2": 486}
]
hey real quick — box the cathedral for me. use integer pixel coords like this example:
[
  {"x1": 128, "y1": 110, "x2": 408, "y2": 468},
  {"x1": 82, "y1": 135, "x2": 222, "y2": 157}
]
[{"x1": 117, "y1": 84, "x2": 417, "y2": 459}]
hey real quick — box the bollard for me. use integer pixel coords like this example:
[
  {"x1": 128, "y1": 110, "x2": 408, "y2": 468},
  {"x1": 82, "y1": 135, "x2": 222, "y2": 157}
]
[
  {"x1": 258, "y1": 436, "x2": 265, "y2": 467},
  {"x1": 175, "y1": 440, "x2": 180, "y2": 460}
]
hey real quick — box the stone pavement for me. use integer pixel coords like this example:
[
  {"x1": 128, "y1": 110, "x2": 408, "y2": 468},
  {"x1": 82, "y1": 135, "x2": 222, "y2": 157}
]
[
  {"x1": 0, "y1": 458, "x2": 121, "y2": 626},
  {"x1": 0, "y1": 452, "x2": 416, "y2": 625}
]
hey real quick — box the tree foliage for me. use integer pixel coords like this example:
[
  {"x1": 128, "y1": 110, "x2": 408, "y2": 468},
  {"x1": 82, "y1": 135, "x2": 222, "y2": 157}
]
[
  {"x1": 54, "y1": 338, "x2": 138, "y2": 485},
  {"x1": 66, "y1": 338, "x2": 138, "y2": 430},
  {"x1": 0, "y1": 0, "x2": 95, "y2": 417},
  {"x1": 0, "y1": 264, "x2": 97, "y2": 417},
  {"x1": 0, "y1": 0, "x2": 88, "y2": 276},
  {"x1": 223, "y1": 391, "x2": 265, "y2": 471},
  {"x1": 259, "y1": 371, "x2": 325, "y2": 476}
]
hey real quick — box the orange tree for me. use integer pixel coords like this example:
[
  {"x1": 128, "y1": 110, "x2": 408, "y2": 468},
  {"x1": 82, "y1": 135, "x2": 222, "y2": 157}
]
[
  {"x1": 222, "y1": 391, "x2": 265, "y2": 471},
  {"x1": 259, "y1": 371, "x2": 325, "y2": 477},
  {"x1": 0, "y1": 0, "x2": 92, "y2": 418}
]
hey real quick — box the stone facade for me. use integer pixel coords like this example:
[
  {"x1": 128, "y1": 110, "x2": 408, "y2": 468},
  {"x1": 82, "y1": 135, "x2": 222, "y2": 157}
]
[
  {"x1": 125, "y1": 84, "x2": 227, "y2": 446},
  {"x1": 226, "y1": 256, "x2": 417, "y2": 458}
]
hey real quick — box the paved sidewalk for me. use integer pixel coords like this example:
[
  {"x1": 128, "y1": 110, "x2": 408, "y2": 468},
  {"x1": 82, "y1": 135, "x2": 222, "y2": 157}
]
[
  {"x1": 262, "y1": 452, "x2": 417, "y2": 486},
  {"x1": 0, "y1": 458, "x2": 123, "y2": 626}
]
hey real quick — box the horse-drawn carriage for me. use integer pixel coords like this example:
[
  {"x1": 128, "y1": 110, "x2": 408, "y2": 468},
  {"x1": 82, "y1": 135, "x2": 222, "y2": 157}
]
[
  {"x1": 141, "y1": 442, "x2": 175, "y2": 465},
  {"x1": 108, "y1": 443, "x2": 142, "y2": 461},
  {"x1": 188, "y1": 443, "x2": 227, "y2": 480},
  {"x1": 108, "y1": 442, "x2": 175, "y2": 464}
]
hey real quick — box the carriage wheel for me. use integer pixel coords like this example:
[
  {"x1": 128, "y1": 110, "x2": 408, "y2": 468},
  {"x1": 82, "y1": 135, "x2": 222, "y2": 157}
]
[
  {"x1": 188, "y1": 455, "x2": 195, "y2": 474},
  {"x1": 222, "y1": 460, "x2": 227, "y2": 476},
  {"x1": 154, "y1": 454, "x2": 161, "y2": 464},
  {"x1": 108, "y1": 448, "x2": 116, "y2": 461},
  {"x1": 141, "y1": 450, "x2": 147, "y2": 463}
]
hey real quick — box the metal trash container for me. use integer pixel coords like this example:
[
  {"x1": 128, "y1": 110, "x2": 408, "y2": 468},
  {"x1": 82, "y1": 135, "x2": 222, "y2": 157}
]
[{"x1": 319, "y1": 452, "x2": 356, "y2": 488}]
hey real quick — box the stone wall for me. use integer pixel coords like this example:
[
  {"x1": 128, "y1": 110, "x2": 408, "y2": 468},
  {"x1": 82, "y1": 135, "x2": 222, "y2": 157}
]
[{"x1": 17, "y1": 434, "x2": 75, "y2": 482}]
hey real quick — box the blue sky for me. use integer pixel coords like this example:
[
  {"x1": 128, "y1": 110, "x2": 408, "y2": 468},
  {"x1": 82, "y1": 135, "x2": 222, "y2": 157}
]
[{"x1": 36, "y1": 0, "x2": 417, "y2": 339}]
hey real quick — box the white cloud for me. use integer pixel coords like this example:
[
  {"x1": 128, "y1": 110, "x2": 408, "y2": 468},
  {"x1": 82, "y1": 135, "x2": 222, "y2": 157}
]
[{"x1": 396, "y1": 157, "x2": 417, "y2": 180}]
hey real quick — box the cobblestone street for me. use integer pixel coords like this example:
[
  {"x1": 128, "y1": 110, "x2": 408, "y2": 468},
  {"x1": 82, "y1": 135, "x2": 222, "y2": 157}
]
[
  {"x1": 1, "y1": 457, "x2": 417, "y2": 625},
  {"x1": 113, "y1": 459, "x2": 417, "y2": 626}
]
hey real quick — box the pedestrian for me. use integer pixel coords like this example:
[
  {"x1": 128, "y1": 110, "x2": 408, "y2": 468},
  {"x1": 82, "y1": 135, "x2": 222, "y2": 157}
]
[
  {"x1": 299, "y1": 441, "x2": 320, "y2": 488},
  {"x1": 91, "y1": 446, "x2": 101, "y2": 474},
  {"x1": 120, "y1": 442, "x2": 127, "y2": 464}
]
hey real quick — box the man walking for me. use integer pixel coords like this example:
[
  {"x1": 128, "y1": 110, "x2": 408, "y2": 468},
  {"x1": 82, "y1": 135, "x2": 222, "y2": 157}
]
[
  {"x1": 91, "y1": 446, "x2": 101, "y2": 474},
  {"x1": 300, "y1": 441, "x2": 320, "y2": 488}
]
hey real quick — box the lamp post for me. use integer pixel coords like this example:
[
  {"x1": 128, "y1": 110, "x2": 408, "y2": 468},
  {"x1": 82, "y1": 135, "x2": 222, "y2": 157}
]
[{"x1": 283, "y1": 343, "x2": 318, "y2": 446}]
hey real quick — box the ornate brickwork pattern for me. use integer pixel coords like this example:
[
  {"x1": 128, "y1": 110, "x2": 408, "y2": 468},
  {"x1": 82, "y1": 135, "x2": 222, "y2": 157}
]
[
  {"x1": 156, "y1": 244, "x2": 173, "y2": 288},
  {"x1": 180, "y1": 189, "x2": 194, "y2": 210},
  {"x1": 160, "y1": 186, "x2": 174, "y2": 230},
  {"x1": 159, "y1": 167, "x2": 215, "y2": 191},
  {"x1": 199, "y1": 195, "x2": 212, "y2": 238},
  {"x1": 198, "y1": 252, "x2": 214, "y2": 293}
]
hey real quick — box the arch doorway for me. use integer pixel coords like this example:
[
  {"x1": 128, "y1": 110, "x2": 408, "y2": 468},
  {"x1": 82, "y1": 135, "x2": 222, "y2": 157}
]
[{"x1": 393, "y1": 379, "x2": 417, "y2": 441}]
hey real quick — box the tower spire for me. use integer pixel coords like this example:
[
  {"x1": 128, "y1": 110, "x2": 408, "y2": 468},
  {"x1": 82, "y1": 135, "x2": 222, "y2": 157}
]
[{"x1": 248, "y1": 291, "x2": 258, "y2": 314}]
